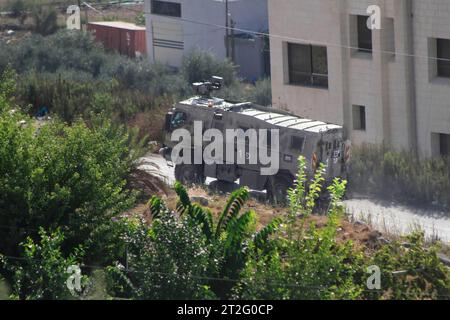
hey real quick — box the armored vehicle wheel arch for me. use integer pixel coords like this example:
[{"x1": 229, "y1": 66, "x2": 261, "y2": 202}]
[{"x1": 174, "y1": 164, "x2": 206, "y2": 185}]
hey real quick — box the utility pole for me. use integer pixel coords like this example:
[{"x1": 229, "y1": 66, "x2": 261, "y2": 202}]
[
  {"x1": 77, "y1": 0, "x2": 82, "y2": 26},
  {"x1": 225, "y1": 0, "x2": 230, "y2": 59},
  {"x1": 84, "y1": 2, "x2": 88, "y2": 29},
  {"x1": 230, "y1": 19, "x2": 236, "y2": 63}
]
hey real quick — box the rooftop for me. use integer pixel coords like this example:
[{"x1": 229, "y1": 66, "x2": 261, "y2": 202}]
[
  {"x1": 179, "y1": 96, "x2": 342, "y2": 134},
  {"x1": 88, "y1": 21, "x2": 146, "y2": 31}
]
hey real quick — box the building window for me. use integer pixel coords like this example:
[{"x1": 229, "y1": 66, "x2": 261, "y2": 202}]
[
  {"x1": 437, "y1": 38, "x2": 450, "y2": 78},
  {"x1": 357, "y1": 15, "x2": 372, "y2": 53},
  {"x1": 151, "y1": 0, "x2": 181, "y2": 17},
  {"x1": 440, "y1": 134, "x2": 450, "y2": 156},
  {"x1": 287, "y1": 43, "x2": 328, "y2": 88},
  {"x1": 352, "y1": 105, "x2": 366, "y2": 131}
]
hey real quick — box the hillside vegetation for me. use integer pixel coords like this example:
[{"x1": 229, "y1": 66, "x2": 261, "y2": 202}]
[
  {"x1": 1, "y1": 73, "x2": 449, "y2": 299},
  {"x1": 349, "y1": 145, "x2": 450, "y2": 208},
  {"x1": 0, "y1": 30, "x2": 271, "y2": 142},
  {"x1": 0, "y1": 28, "x2": 449, "y2": 300}
]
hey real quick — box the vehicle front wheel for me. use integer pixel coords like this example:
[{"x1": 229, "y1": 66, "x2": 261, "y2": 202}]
[
  {"x1": 267, "y1": 174, "x2": 294, "y2": 205},
  {"x1": 174, "y1": 164, "x2": 205, "y2": 186}
]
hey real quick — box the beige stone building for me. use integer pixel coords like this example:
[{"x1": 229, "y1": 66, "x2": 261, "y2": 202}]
[{"x1": 269, "y1": 0, "x2": 450, "y2": 157}]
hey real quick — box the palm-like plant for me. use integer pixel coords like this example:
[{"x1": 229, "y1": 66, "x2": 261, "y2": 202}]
[{"x1": 148, "y1": 181, "x2": 281, "y2": 298}]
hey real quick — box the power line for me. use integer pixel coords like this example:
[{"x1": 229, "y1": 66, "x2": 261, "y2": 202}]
[
  {"x1": 1, "y1": 253, "x2": 428, "y2": 293},
  {"x1": 112, "y1": 4, "x2": 450, "y2": 64},
  {"x1": 25, "y1": 0, "x2": 450, "y2": 63}
]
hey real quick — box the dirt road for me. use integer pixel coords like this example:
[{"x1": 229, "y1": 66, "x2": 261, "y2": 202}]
[{"x1": 138, "y1": 153, "x2": 450, "y2": 243}]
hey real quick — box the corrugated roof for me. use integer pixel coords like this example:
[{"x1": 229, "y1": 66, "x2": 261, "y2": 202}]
[
  {"x1": 179, "y1": 97, "x2": 342, "y2": 134},
  {"x1": 88, "y1": 21, "x2": 146, "y2": 31},
  {"x1": 237, "y1": 108, "x2": 342, "y2": 133}
]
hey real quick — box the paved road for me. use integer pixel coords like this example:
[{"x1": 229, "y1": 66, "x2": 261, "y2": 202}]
[
  {"x1": 138, "y1": 153, "x2": 450, "y2": 243},
  {"x1": 345, "y1": 198, "x2": 450, "y2": 243}
]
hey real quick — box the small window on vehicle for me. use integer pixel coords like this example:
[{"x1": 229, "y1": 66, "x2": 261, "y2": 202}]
[
  {"x1": 291, "y1": 136, "x2": 305, "y2": 152},
  {"x1": 171, "y1": 111, "x2": 187, "y2": 128}
]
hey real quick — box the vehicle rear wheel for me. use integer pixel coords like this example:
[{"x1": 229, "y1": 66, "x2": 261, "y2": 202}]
[
  {"x1": 267, "y1": 174, "x2": 294, "y2": 205},
  {"x1": 175, "y1": 164, "x2": 205, "y2": 186}
]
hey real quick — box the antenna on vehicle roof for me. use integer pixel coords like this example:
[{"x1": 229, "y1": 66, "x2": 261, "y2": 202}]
[{"x1": 192, "y1": 76, "x2": 224, "y2": 97}]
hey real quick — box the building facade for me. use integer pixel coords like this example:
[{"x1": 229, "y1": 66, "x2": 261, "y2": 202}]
[
  {"x1": 144, "y1": 0, "x2": 269, "y2": 80},
  {"x1": 269, "y1": 0, "x2": 450, "y2": 158}
]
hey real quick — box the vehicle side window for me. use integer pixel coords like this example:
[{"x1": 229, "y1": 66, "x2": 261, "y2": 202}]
[
  {"x1": 291, "y1": 136, "x2": 305, "y2": 152},
  {"x1": 171, "y1": 111, "x2": 187, "y2": 128}
]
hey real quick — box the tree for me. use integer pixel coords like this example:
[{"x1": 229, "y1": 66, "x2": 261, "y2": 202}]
[
  {"x1": 106, "y1": 217, "x2": 216, "y2": 300},
  {"x1": 233, "y1": 157, "x2": 366, "y2": 300},
  {"x1": 0, "y1": 69, "x2": 136, "y2": 263},
  {"x1": 31, "y1": 5, "x2": 58, "y2": 36},
  {"x1": 3, "y1": 228, "x2": 87, "y2": 300},
  {"x1": 148, "y1": 182, "x2": 281, "y2": 298},
  {"x1": 8, "y1": 0, "x2": 27, "y2": 25}
]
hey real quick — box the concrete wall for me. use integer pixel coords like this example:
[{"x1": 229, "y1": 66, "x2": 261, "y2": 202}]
[
  {"x1": 412, "y1": 0, "x2": 450, "y2": 157},
  {"x1": 269, "y1": 0, "x2": 346, "y2": 126},
  {"x1": 269, "y1": 0, "x2": 450, "y2": 157}
]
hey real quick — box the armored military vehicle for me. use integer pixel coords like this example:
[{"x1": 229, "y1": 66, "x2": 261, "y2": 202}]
[{"x1": 160, "y1": 77, "x2": 349, "y2": 203}]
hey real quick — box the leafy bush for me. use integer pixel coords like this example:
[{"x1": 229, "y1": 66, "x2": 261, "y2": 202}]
[
  {"x1": 0, "y1": 31, "x2": 178, "y2": 92},
  {"x1": 0, "y1": 31, "x2": 271, "y2": 142},
  {"x1": 369, "y1": 231, "x2": 450, "y2": 300},
  {"x1": 108, "y1": 182, "x2": 281, "y2": 299},
  {"x1": 234, "y1": 158, "x2": 365, "y2": 300},
  {"x1": 0, "y1": 66, "x2": 16, "y2": 112},
  {"x1": 30, "y1": 5, "x2": 59, "y2": 36},
  {"x1": 349, "y1": 144, "x2": 450, "y2": 207},
  {"x1": 106, "y1": 216, "x2": 216, "y2": 300},
  {"x1": 7, "y1": 0, "x2": 26, "y2": 21},
  {"x1": 3, "y1": 228, "x2": 87, "y2": 300},
  {"x1": 181, "y1": 49, "x2": 238, "y2": 87},
  {"x1": 0, "y1": 102, "x2": 136, "y2": 262},
  {"x1": 134, "y1": 12, "x2": 146, "y2": 26},
  {"x1": 233, "y1": 157, "x2": 450, "y2": 300},
  {"x1": 248, "y1": 78, "x2": 272, "y2": 106}
]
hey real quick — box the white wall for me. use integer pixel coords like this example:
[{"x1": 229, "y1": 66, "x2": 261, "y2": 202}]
[
  {"x1": 269, "y1": 0, "x2": 450, "y2": 157},
  {"x1": 145, "y1": 0, "x2": 268, "y2": 73},
  {"x1": 412, "y1": 0, "x2": 450, "y2": 157}
]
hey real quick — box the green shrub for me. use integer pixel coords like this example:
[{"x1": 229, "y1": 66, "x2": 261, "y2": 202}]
[
  {"x1": 181, "y1": 49, "x2": 237, "y2": 87},
  {"x1": 0, "y1": 101, "x2": 136, "y2": 261},
  {"x1": 106, "y1": 217, "x2": 216, "y2": 300},
  {"x1": 109, "y1": 183, "x2": 282, "y2": 299},
  {"x1": 249, "y1": 77, "x2": 272, "y2": 106},
  {"x1": 349, "y1": 144, "x2": 450, "y2": 207},
  {"x1": 0, "y1": 31, "x2": 267, "y2": 137},
  {"x1": 234, "y1": 157, "x2": 365, "y2": 300},
  {"x1": 31, "y1": 5, "x2": 59, "y2": 36},
  {"x1": 3, "y1": 228, "x2": 88, "y2": 300},
  {"x1": 0, "y1": 66, "x2": 16, "y2": 112},
  {"x1": 0, "y1": 274, "x2": 10, "y2": 300},
  {"x1": 0, "y1": 31, "x2": 176, "y2": 91},
  {"x1": 134, "y1": 12, "x2": 145, "y2": 26},
  {"x1": 368, "y1": 231, "x2": 450, "y2": 300},
  {"x1": 7, "y1": 0, "x2": 26, "y2": 22}
]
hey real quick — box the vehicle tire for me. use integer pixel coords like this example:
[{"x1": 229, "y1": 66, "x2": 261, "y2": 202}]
[
  {"x1": 175, "y1": 164, "x2": 205, "y2": 186},
  {"x1": 267, "y1": 174, "x2": 294, "y2": 205}
]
